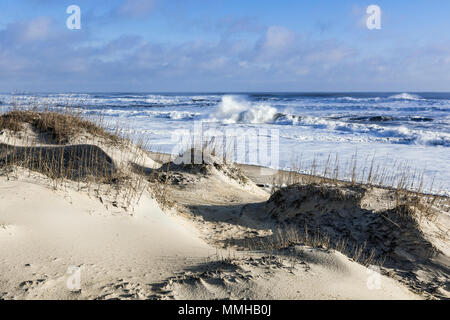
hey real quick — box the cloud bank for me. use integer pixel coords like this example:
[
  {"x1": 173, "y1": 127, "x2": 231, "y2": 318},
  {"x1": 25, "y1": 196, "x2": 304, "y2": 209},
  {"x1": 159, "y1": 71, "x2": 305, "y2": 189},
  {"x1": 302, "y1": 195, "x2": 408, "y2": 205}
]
[{"x1": 0, "y1": 2, "x2": 449, "y2": 92}]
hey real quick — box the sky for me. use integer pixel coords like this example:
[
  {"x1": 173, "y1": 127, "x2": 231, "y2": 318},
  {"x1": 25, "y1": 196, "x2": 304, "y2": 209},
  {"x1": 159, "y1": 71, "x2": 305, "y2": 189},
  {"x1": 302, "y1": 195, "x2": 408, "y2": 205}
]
[{"x1": 0, "y1": 0, "x2": 450, "y2": 92}]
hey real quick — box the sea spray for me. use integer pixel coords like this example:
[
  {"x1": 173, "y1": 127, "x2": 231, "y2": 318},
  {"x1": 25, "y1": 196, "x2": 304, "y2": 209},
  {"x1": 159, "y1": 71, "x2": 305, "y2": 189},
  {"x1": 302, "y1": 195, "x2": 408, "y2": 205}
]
[{"x1": 210, "y1": 95, "x2": 278, "y2": 124}]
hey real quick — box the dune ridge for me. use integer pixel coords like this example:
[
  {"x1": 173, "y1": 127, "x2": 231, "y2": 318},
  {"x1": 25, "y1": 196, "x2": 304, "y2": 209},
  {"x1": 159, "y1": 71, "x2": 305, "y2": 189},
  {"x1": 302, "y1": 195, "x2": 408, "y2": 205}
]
[{"x1": 0, "y1": 110, "x2": 448, "y2": 300}]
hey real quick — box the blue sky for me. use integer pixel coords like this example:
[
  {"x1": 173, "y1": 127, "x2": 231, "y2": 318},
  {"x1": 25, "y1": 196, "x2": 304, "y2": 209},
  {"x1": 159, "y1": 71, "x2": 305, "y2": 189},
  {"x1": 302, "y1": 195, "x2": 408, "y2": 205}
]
[{"x1": 0, "y1": 0, "x2": 450, "y2": 92}]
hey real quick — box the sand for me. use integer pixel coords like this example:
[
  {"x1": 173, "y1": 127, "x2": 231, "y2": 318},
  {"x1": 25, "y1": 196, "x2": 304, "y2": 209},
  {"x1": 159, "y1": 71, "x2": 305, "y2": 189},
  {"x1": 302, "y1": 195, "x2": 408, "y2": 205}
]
[
  {"x1": 0, "y1": 172, "x2": 214, "y2": 299},
  {"x1": 0, "y1": 172, "x2": 421, "y2": 299},
  {"x1": 0, "y1": 117, "x2": 448, "y2": 300}
]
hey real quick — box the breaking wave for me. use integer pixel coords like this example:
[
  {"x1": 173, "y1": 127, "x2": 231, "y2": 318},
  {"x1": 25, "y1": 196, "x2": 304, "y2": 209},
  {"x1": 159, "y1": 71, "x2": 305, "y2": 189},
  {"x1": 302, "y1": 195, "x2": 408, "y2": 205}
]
[
  {"x1": 210, "y1": 95, "x2": 278, "y2": 124},
  {"x1": 207, "y1": 96, "x2": 450, "y2": 147},
  {"x1": 388, "y1": 93, "x2": 423, "y2": 101}
]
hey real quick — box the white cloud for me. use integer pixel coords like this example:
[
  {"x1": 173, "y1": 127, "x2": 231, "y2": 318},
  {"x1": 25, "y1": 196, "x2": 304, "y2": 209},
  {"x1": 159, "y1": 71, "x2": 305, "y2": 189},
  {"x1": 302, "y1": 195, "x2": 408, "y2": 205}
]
[
  {"x1": 21, "y1": 17, "x2": 52, "y2": 42},
  {"x1": 263, "y1": 26, "x2": 296, "y2": 50},
  {"x1": 0, "y1": 14, "x2": 449, "y2": 91}
]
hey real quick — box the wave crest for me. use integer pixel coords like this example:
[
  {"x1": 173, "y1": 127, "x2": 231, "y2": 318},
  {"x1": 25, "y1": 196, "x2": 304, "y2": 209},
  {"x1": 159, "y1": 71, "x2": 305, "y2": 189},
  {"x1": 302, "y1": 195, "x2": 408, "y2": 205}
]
[
  {"x1": 388, "y1": 93, "x2": 423, "y2": 101},
  {"x1": 210, "y1": 96, "x2": 278, "y2": 124}
]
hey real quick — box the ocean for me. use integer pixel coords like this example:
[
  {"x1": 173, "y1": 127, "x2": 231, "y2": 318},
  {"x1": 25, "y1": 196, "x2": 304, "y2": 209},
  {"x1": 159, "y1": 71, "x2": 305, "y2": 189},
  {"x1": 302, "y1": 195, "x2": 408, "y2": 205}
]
[{"x1": 1, "y1": 92, "x2": 449, "y2": 194}]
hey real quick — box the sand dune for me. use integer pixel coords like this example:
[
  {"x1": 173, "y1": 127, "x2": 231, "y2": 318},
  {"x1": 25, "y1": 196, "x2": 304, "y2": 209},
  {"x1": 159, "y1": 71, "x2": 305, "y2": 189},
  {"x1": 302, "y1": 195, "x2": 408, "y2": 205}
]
[
  {"x1": 0, "y1": 172, "x2": 421, "y2": 300},
  {"x1": 0, "y1": 173, "x2": 213, "y2": 299},
  {"x1": 0, "y1": 111, "x2": 448, "y2": 300},
  {"x1": 263, "y1": 183, "x2": 450, "y2": 299}
]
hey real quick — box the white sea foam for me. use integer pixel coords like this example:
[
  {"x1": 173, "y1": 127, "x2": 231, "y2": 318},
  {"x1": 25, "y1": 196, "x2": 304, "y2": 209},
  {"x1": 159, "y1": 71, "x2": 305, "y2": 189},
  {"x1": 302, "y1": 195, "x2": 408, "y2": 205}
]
[
  {"x1": 1, "y1": 92, "x2": 449, "y2": 192},
  {"x1": 210, "y1": 95, "x2": 278, "y2": 124},
  {"x1": 388, "y1": 93, "x2": 423, "y2": 101},
  {"x1": 337, "y1": 96, "x2": 382, "y2": 102}
]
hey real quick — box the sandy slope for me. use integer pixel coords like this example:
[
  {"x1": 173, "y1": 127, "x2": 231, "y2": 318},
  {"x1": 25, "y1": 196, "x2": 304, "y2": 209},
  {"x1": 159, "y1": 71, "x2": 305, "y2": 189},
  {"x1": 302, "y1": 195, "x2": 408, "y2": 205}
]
[
  {"x1": 151, "y1": 248, "x2": 421, "y2": 300},
  {"x1": 0, "y1": 120, "x2": 437, "y2": 300},
  {"x1": 0, "y1": 174, "x2": 213, "y2": 299},
  {"x1": 0, "y1": 173, "x2": 420, "y2": 300}
]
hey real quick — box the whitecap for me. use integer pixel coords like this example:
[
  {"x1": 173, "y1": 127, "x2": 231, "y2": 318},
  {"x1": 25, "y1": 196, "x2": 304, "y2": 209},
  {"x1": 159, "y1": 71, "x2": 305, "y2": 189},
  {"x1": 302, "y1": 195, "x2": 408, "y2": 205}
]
[
  {"x1": 388, "y1": 93, "x2": 423, "y2": 101},
  {"x1": 210, "y1": 95, "x2": 278, "y2": 124}
]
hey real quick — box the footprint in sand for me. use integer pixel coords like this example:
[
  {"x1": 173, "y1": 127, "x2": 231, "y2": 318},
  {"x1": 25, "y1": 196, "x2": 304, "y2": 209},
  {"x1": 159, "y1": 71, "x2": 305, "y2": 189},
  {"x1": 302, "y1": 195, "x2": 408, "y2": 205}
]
[
  {"x1": 94, "y1": 279, "x2": 154, "y2": 300},
  {"x1": 19, "y1": 278, "x2": 47, "y2": 292}
]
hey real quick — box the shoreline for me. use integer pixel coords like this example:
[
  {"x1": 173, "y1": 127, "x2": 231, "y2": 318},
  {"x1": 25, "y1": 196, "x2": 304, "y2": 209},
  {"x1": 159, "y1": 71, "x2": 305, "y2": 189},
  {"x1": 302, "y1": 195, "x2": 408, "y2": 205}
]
[
  {"x1": 147, "y1": 151, "x2": 450, "y2": 198},
  {"x1": 1, "y1": 110, "x2": 449, "y2": 300}
]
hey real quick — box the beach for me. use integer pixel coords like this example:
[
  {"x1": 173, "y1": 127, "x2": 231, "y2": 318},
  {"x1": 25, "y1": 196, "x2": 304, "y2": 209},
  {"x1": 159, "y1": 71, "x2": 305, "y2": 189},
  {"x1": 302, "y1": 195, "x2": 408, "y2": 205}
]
[
  {"x1": 0, "y1": 110, "x2": 448, "y2": 300},
  {"x1": 1, "y1": 92, "x2": 449, "y2": 195}
]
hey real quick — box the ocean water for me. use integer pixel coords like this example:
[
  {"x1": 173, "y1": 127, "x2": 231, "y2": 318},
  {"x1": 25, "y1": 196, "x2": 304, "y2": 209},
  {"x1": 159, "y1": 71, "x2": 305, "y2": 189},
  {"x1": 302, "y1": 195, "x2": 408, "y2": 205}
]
[{"x1": 1, "y1": 92, "x2": 449, "y2": 193}]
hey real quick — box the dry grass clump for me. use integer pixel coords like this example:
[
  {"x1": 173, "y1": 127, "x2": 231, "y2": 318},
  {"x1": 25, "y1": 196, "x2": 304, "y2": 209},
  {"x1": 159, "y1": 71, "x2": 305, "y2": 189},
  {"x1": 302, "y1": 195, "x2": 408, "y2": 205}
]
[
  {"x1": 0, "y1": 108, "x2": 153, "y2": 211},
  {"x1": 0, "y1": 109, "x2": 120, "y2": 183},
  {"x1": 0, "y1": 144, "x2": 118, "y2": 182},
  {"x1": 258, "y1": 226, "x2": 378, "y2": 267},
  {"x1": 0, "y1": 110, "x2": 120, "y2": 145},
  {"x1": 0, "y1": 111, "x2": 26, "y2": 132},
  {"x1": 262, "y1": 183, "x2": 443, "y2": 270},
  {"x1": 268, "y1": 151, "x2": 447, "y2": 226},
  {"x1": 283, "y1": 151, "x2": 444, "y2": 196}
]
